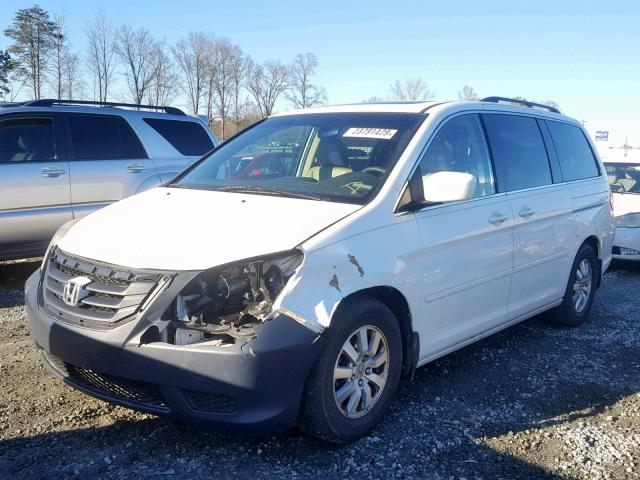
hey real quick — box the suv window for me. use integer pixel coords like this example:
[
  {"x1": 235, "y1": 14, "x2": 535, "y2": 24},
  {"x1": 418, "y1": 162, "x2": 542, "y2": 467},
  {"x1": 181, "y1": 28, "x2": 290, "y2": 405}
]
[
  {"x1": 0, "y1": 117, "x2": 56, "y2": 163},
  {"x1": 417, "y1": 114, "x2": 496, "y2": 198},
  {"x1": 483, "y1": 114, "x2": 552, "y2": 191},
  {"x1": 144, "y1": 118, "x2": 214, "y2": 156},
  {"x1": 68, "y1": 114, "x2": 147, "y2": 160},
  {"x1": 546, "y1": 120, "x2": 599, "y2": 181}
]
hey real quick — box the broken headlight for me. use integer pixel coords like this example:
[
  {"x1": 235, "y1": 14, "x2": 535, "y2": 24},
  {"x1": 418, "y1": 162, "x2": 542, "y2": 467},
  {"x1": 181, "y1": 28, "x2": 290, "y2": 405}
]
[{"x1": 168, "y1": 251, "x2": 303, "y2": 344}]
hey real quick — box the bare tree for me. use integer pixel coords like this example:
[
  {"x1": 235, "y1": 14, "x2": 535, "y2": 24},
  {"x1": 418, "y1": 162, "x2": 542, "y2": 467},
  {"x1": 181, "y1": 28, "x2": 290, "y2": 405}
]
[
  {"x1": 49, "y1": 13, "x2": 68, "y2": 99},
  {"x1": 209, "y1": 39, "x2": 242, "y2": 139},
  {"x1": 234, "y1": 100, "x2": 262, "y2": 131},
  {"x1": 458, "y1": 85, "x2": 478, "y2": 101},
  {"x1": 203, "y1": 36, "x2": 219, "y2": 126},
  {"x1": 229, "y1": 48, "x2": 248, "y2": 134},
  {"x1": 4, "y1": 5, "x2": 56, "y2": 99},
  {"x1": 62, "y1": 51, "x2": 83, "y2": 99},
  {"x1": 285, "y1": 52, "x2": 326, "y2": 109},
  {"x1": 114, "y1": 25, "x2": 158, "y2": 104},
  {"x1": 145, "y1": 40, "x2": 177, "y2": 106},
  {"x1": 362, "y1": 95, "x2": 386, "y2": 103},
  {"x1": 85, "y1": 11, "x2": 115, "y2": 102},
  {"x1": 173, "y1": 32, "x2": 208, "y2": 114},
  {"x1": 388, "y1": 78, "x2": 434, "y2": 101},
  {"x1": 245, "y1": 59, "x2": 290, "y2": 118}
]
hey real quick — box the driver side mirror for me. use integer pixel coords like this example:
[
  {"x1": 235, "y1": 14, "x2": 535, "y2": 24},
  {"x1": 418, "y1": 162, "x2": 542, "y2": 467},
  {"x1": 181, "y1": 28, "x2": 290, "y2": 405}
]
[{"x1": 422, "y1": 171, "x2": 477, "y2": 203}]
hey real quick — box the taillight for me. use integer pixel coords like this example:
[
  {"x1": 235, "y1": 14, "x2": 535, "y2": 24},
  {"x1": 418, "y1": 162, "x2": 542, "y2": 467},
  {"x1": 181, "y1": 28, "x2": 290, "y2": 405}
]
[{"x1": 609, "y1": 191, "x2": 614, "y2": 212}]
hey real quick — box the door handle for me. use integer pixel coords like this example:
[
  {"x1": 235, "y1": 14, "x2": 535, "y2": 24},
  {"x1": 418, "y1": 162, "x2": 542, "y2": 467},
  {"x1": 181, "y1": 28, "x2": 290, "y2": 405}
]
[
  {"x1": 40, "y1": 166, "x2": 66, "y2": 178},
  {"x1": 488, "y1": 212, "x2": 509, "y2": 225},
  {"x1": 519, "y1": 206, "x2": 536, "y2": 218},
  {"x1": 127, "y1": 163, "x2": 148, "y2": 173}
]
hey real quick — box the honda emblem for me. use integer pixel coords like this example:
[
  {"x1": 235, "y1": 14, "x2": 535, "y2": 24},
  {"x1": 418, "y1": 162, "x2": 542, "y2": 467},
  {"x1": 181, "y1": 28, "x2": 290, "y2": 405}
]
[{"x1": 62, "y1": 276, "x2": 92, "y2": 307}]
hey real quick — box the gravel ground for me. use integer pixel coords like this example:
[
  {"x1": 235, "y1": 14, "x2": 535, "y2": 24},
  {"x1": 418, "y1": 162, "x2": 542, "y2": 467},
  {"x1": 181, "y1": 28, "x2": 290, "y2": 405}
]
[{"x1": 0, "y1": 259, "x2": 639, "y2": 479}]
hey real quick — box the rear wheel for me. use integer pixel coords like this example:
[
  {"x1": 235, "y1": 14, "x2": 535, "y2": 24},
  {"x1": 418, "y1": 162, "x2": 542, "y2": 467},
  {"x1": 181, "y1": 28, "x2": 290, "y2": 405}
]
[
  {"x1": 299, "y1": 298, "x2": 402, "y2": 443},
  {"x1": 548, "y1": 243, "x2": 598, "y2": 326}
]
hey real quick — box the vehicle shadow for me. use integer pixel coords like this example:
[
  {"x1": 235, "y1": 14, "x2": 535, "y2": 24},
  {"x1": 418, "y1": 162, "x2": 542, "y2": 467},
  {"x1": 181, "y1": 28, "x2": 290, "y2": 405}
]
[
  {"x1": 0, "y1": 259, "x2": 40, "y2": 292},
  {"x1": 1, "y1": 273, "x2": 636, "y2": 479},
  {"x1": 608, "y1": 258, "x2": 640, "y2": 274}
]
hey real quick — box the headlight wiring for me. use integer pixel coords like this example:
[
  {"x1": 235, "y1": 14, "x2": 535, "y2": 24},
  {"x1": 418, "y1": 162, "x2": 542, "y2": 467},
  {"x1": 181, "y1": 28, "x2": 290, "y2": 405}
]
[{"x1": 167, "y1": 251, "x2": 303, "y2": 344}]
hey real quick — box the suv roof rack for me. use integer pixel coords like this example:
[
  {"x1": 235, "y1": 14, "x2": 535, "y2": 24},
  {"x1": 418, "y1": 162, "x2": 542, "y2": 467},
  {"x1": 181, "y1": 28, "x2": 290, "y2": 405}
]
[
  {"x1": 480, "y1": 96, "x2": 560, "y2": 114},
  {"x1": 22, "y1": 99, "x2": 186, "y2": 116},
  {"x1": 0, "y1": 102, "x2": 24, "y2": 108}
]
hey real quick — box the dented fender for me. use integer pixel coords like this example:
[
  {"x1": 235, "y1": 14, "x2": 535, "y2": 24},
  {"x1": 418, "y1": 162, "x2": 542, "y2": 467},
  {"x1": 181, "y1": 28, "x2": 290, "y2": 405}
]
[{"x1": 273, "y1": 219, "x2": 422, "y2": 330}]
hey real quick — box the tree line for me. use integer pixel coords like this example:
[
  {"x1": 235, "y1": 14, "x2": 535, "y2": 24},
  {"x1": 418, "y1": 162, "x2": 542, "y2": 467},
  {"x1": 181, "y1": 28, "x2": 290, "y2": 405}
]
[
  {"x1": 0, "y1": 5, "x2": 560, "y2": 139},
  {"x1": 0, "y1": 5, "x2": 327, "y2": 139}
]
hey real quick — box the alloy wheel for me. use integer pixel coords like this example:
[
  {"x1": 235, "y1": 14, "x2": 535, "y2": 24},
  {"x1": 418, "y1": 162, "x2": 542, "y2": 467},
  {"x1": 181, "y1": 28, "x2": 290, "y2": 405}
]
[
  {"x1": 572, "y1": 259, "x2": 592, "y2": 313},
  {"x1": 333, "y1": 325, "x2": 389, "y2": 419}
]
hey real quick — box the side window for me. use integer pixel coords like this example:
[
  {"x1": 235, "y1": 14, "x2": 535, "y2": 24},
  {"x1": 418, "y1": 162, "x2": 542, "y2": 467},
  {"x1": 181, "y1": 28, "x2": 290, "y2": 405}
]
[
  {"x1": 546, "y1": 120, "x2": 599, "y2": 181},
  {"x1": 143, "y1": 118, "x2": 214, "y2": 156},
  {"x1": 68, "y1": 114, "x2": 147, "y2": 160},
  {"x1": 483, "y1": 114, "x2": 552, "y2": 192},
  {"x1": 0, "y1": 117, "x2": 56, "y2": 163},
  {"x1": 417, "y1": 114, "x2": 496, "y2": 198}
]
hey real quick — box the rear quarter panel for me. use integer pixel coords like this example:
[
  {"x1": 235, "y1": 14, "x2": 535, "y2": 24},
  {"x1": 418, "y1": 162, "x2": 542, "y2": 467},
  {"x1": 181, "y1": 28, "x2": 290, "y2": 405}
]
[{"x1": 568, "y1": 177, "x2": 614, "y2": 274}]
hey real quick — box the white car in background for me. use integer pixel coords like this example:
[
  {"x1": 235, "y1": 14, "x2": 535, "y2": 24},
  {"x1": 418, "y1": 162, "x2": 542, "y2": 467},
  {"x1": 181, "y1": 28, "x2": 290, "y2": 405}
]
[{"x1": 604, "y1": 160, "x2": 640, "y2": 260}]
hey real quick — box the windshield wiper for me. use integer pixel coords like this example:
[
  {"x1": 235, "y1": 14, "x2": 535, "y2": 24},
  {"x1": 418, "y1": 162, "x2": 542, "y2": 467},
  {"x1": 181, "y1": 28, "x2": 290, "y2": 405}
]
[
  {"x1": 215, "y1": 185, "x2": 321, "y2": 201},
  {"x1": 166, "y1": 183, "x2": 193, "y2": 189}
]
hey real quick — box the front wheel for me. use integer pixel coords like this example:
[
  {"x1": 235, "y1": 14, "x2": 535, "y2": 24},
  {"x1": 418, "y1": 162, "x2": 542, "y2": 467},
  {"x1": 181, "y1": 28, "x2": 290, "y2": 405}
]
[
  {"x1": 548, "y1": 243, "x2": 598, "y2": 326},
  {"x1": 298, "y1": 298, "x2": 402, "y2": 443}
]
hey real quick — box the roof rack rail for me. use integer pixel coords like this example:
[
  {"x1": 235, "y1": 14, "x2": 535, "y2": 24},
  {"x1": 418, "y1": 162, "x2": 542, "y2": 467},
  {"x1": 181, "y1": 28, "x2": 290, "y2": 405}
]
[
  {"x1": 480, "y1": 96, "x2": 560, "y2": 114},
  {"x1": 22, "y1": 99, "x2": 186, "y2": 116},
  {"x1": 0, "y1": 102, "x2": 23, "y2": 108}
]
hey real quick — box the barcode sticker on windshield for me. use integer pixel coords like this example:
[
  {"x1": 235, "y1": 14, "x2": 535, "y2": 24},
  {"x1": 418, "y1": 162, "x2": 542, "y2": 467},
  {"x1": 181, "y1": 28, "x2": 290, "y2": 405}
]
[{"x1": 343, "y1": 128, "x2": 397, "y2": 140}]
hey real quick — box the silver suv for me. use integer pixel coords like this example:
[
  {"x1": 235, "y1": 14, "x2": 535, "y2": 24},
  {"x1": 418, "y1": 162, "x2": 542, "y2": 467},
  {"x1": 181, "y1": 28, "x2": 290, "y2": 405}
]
[{"x1": 0, "y1": 99, "x2": 217, "y2": 260}]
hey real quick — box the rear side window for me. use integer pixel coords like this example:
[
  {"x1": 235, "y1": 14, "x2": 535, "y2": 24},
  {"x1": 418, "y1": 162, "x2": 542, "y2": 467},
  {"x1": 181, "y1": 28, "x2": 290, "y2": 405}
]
[
  {"x1": 483, "y1": 114, "x2": 552, "y2": 192},
  {"x1": 68, "y1": 114, "x2": 147, "y2": 160},
  {"x1": 144, "y1": 118, "x2": 214, "y2": 156},
  {"x1": 0, "y1": 117, "x2": 56, "y2": 163},
  {"x1": 546, "y1": 121, "x2": 599, "y2": 181}
]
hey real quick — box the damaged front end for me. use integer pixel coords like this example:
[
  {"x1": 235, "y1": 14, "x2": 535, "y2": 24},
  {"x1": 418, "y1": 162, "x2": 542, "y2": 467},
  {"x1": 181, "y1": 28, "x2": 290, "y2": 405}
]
[
  {"x1": 27, "y1": 247, "x2": 328, "y2": 434},
  {"x1": 165, "y1": 251, "x2": 304, "y2": 345}
]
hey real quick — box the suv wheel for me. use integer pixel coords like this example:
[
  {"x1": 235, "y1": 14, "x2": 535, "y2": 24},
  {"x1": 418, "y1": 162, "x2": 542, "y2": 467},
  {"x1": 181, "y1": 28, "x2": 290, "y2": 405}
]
[
  {"x1": 548, "y1": 243, "x2": 598, "y2": 326},
  {"x1": 299, "y1": 298, "x2": 402, "y2": 443}
]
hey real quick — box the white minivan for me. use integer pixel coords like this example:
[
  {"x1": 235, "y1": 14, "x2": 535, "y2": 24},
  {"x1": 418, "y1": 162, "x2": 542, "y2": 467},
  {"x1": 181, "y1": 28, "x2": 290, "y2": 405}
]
[{"x1": 26, "y1": 97, "x2": 614, "y2": 443}]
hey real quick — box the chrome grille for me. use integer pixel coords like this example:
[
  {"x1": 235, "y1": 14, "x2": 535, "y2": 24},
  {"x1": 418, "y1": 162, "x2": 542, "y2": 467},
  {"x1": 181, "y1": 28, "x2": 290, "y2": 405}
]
[{"x1": 42, "y1": 248, "x2": 169, "y2": 329}]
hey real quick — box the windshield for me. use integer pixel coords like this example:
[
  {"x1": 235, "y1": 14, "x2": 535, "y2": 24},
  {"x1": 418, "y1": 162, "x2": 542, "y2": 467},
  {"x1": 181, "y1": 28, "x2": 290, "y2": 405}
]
[
  {"x1": 173, "y1": 113, "x2": 424, "y2": 204},
  {"x1": 604, "y1": 162, "x2": 640, "y2": 194}
]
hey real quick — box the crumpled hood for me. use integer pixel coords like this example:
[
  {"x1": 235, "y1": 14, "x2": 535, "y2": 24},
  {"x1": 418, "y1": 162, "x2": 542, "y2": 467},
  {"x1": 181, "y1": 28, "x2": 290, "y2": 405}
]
[{"x1": 58, "y1": 187, "x2": 360, "y2": 271}]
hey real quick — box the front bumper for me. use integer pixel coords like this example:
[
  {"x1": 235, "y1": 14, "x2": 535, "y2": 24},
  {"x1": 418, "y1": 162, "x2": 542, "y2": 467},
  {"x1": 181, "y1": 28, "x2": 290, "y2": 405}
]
[
  {"x1": 26, "y1": 270, "x2": 325, "y2": 436},
  {"x1": 612, "y1": 227, "x2": 640, "y2": 262}
]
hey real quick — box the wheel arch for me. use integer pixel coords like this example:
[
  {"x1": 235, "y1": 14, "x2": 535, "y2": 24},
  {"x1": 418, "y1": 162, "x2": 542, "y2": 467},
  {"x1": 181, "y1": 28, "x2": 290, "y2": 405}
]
[
  {"x1": 334, "y1": 286, "x2": 418, "y2": 380},
  {"x1": 582, "y1": 235, "x2": 602, "y2": 287}
]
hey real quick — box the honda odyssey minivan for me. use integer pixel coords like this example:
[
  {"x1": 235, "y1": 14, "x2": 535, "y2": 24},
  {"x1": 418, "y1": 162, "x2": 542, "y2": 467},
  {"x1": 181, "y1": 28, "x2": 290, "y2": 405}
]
[{"x1": 26, "y1": 97, "x2": 614, "y2": 443}]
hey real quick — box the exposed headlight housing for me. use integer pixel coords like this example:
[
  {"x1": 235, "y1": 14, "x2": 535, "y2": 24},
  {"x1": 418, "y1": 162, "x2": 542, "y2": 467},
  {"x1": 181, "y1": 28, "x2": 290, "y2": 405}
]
[
  {"x1": 167, "y1": 250, "x2": 303, "y2": 344},
  {"x1": 615, "y1": 213, "x2": 640, "y2": 228}
]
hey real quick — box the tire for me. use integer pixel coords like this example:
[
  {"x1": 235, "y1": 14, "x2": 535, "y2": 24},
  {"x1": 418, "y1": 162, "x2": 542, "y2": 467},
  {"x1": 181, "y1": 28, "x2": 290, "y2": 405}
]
[
  {"x1": 548, "y1": 243, "x2": 598, "y2": 327},
  {"x1": 298, "y1": 298, "x2": 403, "y2": 443}
]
